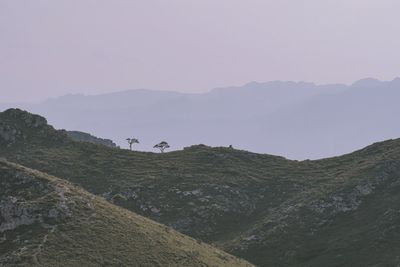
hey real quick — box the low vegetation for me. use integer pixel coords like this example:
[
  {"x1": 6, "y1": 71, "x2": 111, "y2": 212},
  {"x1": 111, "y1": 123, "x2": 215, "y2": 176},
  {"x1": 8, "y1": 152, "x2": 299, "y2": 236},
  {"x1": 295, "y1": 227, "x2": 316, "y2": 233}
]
[
  {"x1": 0, "y1": 159, "x2": 252, "y2": 266},
  {"x1": 2, "y1": 108, "x2": 400, "y2": 266}
]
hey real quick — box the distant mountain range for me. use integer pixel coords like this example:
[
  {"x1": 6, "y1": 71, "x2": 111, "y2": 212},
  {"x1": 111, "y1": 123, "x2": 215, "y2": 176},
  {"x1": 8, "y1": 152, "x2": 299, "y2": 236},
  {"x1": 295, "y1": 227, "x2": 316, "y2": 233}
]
[{"x1": 2, "y1": 77, "x2": 400, "y2": 159}]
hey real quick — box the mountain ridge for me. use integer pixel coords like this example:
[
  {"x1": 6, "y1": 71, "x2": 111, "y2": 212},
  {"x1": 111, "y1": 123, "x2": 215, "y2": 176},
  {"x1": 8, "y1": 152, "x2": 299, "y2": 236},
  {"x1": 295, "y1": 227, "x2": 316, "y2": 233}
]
[
  {"x1": 2, "y1": 77, "x2": 399, "y2": 159},
  {"x1": 2, "y1": 109, "x2": 400, "y2": 266}
]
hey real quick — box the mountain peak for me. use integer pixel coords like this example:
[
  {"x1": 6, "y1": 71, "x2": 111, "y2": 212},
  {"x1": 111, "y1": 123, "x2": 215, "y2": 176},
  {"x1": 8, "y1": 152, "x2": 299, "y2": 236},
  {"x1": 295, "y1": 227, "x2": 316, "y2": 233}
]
[
  {"x1": 351, "y1": 77, "x2": 383, "y2": 88},
  {"x1": 0, "y1": 109, "x2": 66, "y2": 147},
  {"x1": 390, "y1": 77, "x2": 400, "y2": 85},
  {"x1": 243, "y1": 80, "x2": 316, "y2": 89},
  {"x1": 1, "y1": 108, "x2": 47, "y2": 128}
]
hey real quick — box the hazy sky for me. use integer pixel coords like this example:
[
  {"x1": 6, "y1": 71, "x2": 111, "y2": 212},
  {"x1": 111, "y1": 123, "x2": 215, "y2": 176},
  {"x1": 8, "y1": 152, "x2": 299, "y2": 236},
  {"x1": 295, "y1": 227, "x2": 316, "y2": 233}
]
[{"x1": 1, "y1": 0, "x2": 400, "y2": 103}]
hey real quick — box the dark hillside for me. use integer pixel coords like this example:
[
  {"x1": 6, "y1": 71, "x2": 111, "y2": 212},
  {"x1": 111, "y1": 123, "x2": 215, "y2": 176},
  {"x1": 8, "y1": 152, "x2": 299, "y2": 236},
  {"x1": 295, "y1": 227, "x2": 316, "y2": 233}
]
[
  {"x1": 2, "y1": 109, "x2": 400, "y2": 266},
  {"x1": 0, "y1": 159, "x2": 253, "y2": 266}
]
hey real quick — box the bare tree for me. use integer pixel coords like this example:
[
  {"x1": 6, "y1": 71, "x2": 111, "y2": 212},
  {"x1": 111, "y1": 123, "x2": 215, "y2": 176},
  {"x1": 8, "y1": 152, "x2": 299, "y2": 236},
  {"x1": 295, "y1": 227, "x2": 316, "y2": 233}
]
[
  {"x1": 126, "y1": 138, "x2": 139, "y2": 150},
  {"x1": 153, "y1": 141, "x2": 170, "y2": 153}
]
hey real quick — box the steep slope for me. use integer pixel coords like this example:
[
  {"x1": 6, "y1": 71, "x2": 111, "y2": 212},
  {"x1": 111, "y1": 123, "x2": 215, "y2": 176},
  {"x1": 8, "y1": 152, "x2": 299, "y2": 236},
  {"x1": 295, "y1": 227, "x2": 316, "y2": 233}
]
[
  {"x1": 224, "y1": 141, "x2": 400, "y2": 266},
  {"x1": 2, "y1": 109, "x2": 400, "y2": 266},
  {"x1": 0, "y1": 159, "x2": 253, "y2": 267}
]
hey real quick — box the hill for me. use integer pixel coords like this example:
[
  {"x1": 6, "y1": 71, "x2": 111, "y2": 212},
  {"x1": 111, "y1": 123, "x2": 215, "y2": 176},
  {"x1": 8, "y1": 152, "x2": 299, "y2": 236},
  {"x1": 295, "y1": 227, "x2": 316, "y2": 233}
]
[
  {"x1": 0, "y1": 158, "x2": 252, "y2": 266},
  {"x1": 2, "y1": 78, "x2": 400, "y2": 159},
  {"x1": 66, "y1": 131, "x2": 117, "y2": 148},
  {"x1": 2, "y1": 109, "x2": 400, "y2": 266}
]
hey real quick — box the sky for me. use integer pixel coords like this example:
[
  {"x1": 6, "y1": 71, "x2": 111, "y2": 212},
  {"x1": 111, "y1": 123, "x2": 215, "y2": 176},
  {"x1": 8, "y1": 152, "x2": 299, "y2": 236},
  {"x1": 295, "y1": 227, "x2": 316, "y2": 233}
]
[{"x1": 1, "y1": 0, "x2": 400, "y2": 103}]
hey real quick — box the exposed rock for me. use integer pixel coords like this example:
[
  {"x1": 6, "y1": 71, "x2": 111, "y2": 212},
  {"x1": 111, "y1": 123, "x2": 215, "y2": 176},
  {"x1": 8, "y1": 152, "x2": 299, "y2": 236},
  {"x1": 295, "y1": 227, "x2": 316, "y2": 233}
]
[
  {"x1": 0, "y1": 197, "x2": 38, "y2": 232},
  {"x1": 0, "y1": 164, "x2": 73, "y2": 234},
  {"x1": 0, "y1": 124, "x2": 20, "y2": 144},
  {"x1": 1, "y1": 108, "x2": 47, "y2": 128}
]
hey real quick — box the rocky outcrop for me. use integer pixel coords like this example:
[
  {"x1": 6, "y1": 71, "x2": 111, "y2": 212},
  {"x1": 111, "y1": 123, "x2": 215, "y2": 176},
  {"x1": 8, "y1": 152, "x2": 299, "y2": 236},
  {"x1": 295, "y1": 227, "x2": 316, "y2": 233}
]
[
  {"x1": 0, "y1": 109, "x2": 71, "y2": 148},
  {"x1": 1, "y1": 108, "x2": 47, "y2": 128},
  {"x1": 0, "y1": 123, "x2": 21, "y2": 144},
  {"x1": 0, "y1": 109, "x2": 47, "y2": 145},
  {"x1": 0, "y1": 162, "x2": 72, "y2": 234},
  {"x1": 0, "y1": 196, "x2": 38, "y2": 232}
]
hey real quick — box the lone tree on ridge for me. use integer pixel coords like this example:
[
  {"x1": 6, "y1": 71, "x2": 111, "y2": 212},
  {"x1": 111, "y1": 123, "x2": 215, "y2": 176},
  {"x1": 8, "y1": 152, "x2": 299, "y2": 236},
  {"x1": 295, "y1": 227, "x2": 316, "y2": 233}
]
[
  {"x1": 126, "y1": 138, "x2": 139, "y2": 150},
  {"x1": 154, "y1": 141, "x2": 170, "y2": 153}
]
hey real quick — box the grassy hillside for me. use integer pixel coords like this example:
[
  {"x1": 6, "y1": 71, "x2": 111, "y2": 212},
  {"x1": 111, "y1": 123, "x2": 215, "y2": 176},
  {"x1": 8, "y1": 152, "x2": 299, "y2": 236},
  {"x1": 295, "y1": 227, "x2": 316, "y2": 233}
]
[
  {"x1": 0, "y1": 159, "x2": 253, "y2": 266},
  {"x1": 2, "y1": 108, "x2": 400, "y2": 266}
]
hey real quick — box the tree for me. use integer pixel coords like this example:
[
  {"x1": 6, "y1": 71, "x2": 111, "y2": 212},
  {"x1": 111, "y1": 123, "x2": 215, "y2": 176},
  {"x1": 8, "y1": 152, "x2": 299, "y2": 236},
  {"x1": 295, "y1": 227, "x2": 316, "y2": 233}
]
[
  {"x1": 126, "y1": 138, "x2": 139, "y2": 150},
  {"x1": 154, "y1": 141, "x2": 170, "y2": 153}
]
